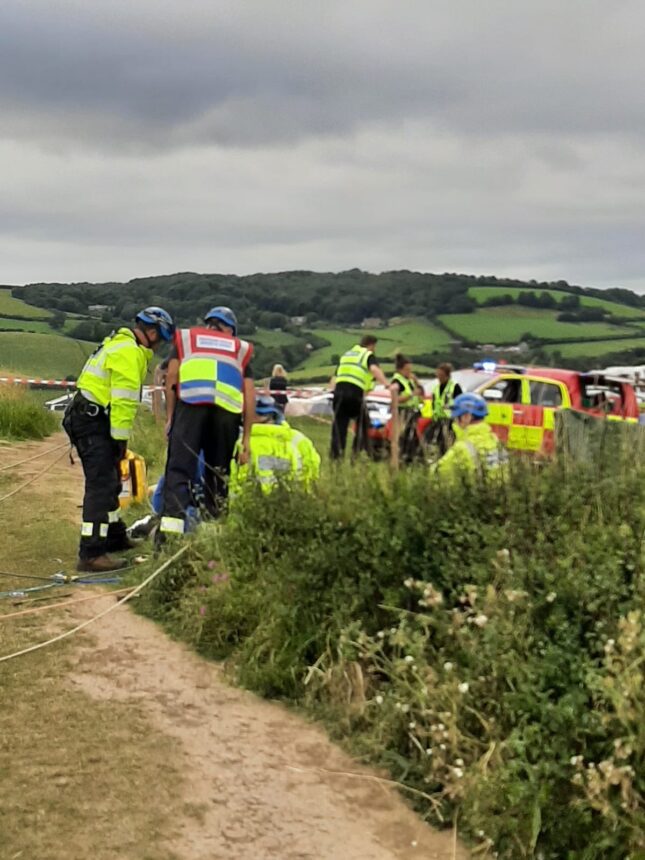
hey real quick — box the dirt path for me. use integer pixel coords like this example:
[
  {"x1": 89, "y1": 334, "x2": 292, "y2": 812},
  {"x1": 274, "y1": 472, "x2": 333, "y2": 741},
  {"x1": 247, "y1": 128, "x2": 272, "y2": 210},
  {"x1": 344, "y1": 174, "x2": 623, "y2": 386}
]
[{"x1": 3, "y1": 434, "x2": 468, "y2": 860}]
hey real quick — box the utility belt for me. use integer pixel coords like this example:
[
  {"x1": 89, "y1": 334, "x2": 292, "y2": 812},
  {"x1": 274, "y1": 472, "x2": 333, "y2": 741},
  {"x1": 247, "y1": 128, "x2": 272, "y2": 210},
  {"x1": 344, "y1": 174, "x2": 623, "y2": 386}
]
[{"x1": 70, "y1": 392, "x2": 109, "y2": 419}]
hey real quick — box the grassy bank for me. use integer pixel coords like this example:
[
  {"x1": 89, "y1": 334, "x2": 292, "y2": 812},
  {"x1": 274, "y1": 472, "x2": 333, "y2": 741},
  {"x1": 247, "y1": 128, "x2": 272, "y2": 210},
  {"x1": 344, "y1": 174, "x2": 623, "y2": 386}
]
[
  {"x1": 137, "y1": 434, "x2": 644, "y2": 858},
  {"x1": 0, "y1": 386, "x2": 59, "y2": 440}
]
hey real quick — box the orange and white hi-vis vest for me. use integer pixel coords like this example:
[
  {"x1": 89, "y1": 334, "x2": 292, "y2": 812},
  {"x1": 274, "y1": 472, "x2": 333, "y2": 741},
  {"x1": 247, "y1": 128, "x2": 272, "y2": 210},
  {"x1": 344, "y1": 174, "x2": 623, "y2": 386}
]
[{"x1": 175, "y1": 327, "x2": 253, "y2": 413}]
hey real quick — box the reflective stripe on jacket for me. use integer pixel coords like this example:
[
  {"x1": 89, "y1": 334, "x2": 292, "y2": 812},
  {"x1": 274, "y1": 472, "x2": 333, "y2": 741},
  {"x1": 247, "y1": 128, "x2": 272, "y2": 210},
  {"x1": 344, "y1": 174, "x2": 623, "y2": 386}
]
[
  {"x1": 229, "y1": 422, "x2": 321, "y2": 494},
  {"x1": 76, "y1": 328, "x2": 151, "y2": 440},
  {"x1": 391, "y1": 373, "x2": 420, "y2": 410},
  {"x1": 432, "y1": 379, "x2": 457, "y2": 420},
  {"x1": 435, "y1": 422, "x2": 508, "y2": 482},
  {"x1": 335, "y1": 345, "x2": 373, "y2": 392},
  {"x1": 175, "y1": 327, "x2": 253, "y2": 413}
]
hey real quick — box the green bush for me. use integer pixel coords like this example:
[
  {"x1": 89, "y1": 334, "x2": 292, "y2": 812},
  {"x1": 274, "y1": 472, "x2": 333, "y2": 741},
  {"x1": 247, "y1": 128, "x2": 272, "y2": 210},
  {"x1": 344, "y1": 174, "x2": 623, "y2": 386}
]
[
  {"x1": 137, "y1": 444, "x2": 644, "y2": 858},
  {"x1": 0, "y1": 386, "x2": 59, "y2": 440}
]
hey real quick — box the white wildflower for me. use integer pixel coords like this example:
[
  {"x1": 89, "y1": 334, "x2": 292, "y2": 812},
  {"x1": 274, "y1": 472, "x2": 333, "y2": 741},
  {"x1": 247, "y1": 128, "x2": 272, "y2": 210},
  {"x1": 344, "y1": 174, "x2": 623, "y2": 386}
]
[
  {"x1": 425, "y1": 748, "x2": 433, "y2": 756},
  {"x1": 408, "y1": 721, "x2": 416, "y2": 729},
  {"x1": 458, "y1": 682, "x2": 470, "y2": 694},
  {"x1": 404, "y1": 655, "x2": 414, "y2": 663},
  {"x1": 546, "y1": 592, "x2": 557, "y2": 603},
  {"x1": 455, "y1": 758, "x2": 464, "y2": 766},
  {"x1": 401, "y1": 703, "x2": 410, "y2": 713},
  {"x1": 452, "y1": 767, "x2": 464, "y2": 779},
  {"x1": 473, "y1": 614, "x2": 488, "y2": 628},
  {"x1": 439, "y1": 743, "x2": 446, "y2": 750},
  {"x1": 443, "y1": 661, "x2": 454, "y2": 672},
  {"x1": 404, "y1": 578, "x2": 414, "y2": 589},
  {"x1": 375, "y1": 695, "x2": 384, "y2": 705},
  {"x1": 377, "y1": 630, "x2": 385, "y2": 639}
]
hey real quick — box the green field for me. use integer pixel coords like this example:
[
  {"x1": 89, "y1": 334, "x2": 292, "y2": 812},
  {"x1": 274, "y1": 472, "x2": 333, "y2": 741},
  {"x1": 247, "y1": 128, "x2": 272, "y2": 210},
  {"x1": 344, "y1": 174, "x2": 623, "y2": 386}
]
[
  {"x1": 440, "y1": 306, "x2": 637, "y2": 345},
  {"x1": 298, "y1": 319, "x2": 450, "y2": 370},
  {"x1": 467, "y1": 286, "x2": 645, "y2": 318},
  {"x1": 251, "y1": 327, "x2": 305, "y2": 348},
  {"x1": 288, "y1": 361, "x2": 436, "y2": 383},
  {"x1": 544, "y1": 336, "x2": 645, "y2": 358},
  {"x1": 0, "y1": 318, "x2": 56, "y2": 333},
  {"x1": 0, "y1": 332, "x2": 94, "y2": 378},
  {"x1": 0, "y1": 289, "x2": 52, "y2": 319}
]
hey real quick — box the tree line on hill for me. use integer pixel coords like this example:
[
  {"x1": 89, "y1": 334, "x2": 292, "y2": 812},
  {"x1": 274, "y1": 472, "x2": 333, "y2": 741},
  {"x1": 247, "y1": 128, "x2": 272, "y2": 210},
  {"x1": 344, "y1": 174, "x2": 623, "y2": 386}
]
[
  {"x1": 10, "y1": 270, "x2": 645, "y2": 376},
  {"x1": 15, "y1": 269, "x2": 645, "y2": 331}
]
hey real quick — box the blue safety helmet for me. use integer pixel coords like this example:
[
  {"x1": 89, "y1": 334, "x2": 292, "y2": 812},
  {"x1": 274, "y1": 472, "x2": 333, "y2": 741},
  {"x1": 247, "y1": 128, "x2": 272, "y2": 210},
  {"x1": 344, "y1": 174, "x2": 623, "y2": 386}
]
[
  {"x1": 204, "y1": 306, "x2": 238, "y2": 335},
  {"x1": 450, "y1": 392, "x2": 488, "y2": 420},
  {"x1": 255, "y1": 394, "x2": 284, "y2": 423},
  {"x1": 135, "y1": 306, "x2": 175, "y2": 342}
]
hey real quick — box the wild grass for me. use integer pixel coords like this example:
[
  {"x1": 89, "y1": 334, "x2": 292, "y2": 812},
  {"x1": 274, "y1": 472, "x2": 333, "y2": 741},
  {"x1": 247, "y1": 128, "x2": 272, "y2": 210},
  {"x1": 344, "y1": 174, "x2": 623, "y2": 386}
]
[
  {"x1": 0, "y1": 386, "x2": 59, "y2": 440},
  {"x1": 138, "y1": 422, "x2": 645, "y2": 858}
]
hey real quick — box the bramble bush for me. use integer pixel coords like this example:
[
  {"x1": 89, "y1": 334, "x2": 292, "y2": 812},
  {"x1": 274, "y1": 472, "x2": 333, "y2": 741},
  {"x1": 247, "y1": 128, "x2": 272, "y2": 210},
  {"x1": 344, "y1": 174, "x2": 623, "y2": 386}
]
[
  {"x1": 138, "y1": 437, "x2": 644, "y2": 858},
  {"x1": 0, "y1": 386, "x2": 58, "y2": 440}
]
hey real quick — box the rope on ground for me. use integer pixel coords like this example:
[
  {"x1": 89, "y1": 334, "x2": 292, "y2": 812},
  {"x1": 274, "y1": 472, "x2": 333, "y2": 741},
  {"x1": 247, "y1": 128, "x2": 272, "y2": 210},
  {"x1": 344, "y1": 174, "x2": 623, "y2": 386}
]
[
  {"x1": 0, "y1": 545, "x2": 188, "y2": 664},
  {"x1": 0, "y1": 448, "x2": 69, "y2": 505},
  {"x1": 285, "y1": 765, "x2": 443, "y2": 815},
  {"x1": 0, "y1": 441, "x2": 68, "y2": 473},
  {"x1": 0, "y1": 586, "x2": 135, "y2": 622}
]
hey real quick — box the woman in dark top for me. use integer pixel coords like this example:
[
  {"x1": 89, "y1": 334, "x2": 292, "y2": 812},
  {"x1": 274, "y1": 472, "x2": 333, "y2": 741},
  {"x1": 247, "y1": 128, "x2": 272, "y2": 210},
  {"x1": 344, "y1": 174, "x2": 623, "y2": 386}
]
[{"x1": 269, "y1": 364, "x2": 289, "y2": 411}]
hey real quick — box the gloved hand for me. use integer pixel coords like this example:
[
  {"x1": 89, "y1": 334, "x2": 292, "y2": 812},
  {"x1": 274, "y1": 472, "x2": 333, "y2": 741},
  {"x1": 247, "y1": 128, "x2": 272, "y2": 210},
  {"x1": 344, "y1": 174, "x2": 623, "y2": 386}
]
[{"x1": 113, "y1": 439, "x2": 127, "y2": 460}]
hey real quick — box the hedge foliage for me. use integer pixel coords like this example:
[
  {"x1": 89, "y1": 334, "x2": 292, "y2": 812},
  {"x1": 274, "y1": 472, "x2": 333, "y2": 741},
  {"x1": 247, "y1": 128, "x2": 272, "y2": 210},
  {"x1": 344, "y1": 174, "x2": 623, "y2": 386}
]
[{"x1": 137, "y1": 445, "x2": 644, "y2": 858}]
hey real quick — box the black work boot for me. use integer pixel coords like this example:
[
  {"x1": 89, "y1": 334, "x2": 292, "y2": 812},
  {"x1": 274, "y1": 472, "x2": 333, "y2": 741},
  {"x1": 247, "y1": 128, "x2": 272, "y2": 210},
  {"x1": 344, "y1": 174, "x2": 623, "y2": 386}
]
[{"x1": 76, "y1": 555, "x2": 128, "y2": 573}]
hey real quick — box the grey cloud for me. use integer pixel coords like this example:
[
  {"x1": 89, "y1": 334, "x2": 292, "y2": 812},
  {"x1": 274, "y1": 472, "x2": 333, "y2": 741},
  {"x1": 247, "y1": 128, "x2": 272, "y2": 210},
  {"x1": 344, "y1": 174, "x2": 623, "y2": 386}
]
[{"x1": 2, "y1": 0, "x2": 645, "y2": 151}]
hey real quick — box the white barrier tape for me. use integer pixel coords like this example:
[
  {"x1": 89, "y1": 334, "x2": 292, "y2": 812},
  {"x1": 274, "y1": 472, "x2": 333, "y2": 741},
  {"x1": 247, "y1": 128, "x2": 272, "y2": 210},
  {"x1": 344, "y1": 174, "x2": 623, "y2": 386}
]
[{"x1": 0, "y1": 376, "x2": 333, "y2": 398}]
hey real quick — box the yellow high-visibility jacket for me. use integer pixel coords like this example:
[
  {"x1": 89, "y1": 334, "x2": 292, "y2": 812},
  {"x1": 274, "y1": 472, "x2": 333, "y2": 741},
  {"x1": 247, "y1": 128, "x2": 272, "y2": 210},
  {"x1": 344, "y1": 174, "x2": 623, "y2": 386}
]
[
  {"x1": 76, "y1": 328, "x2": 152, "y2": 440},
  {"x1": 229, "y1": 422, "x2": 321, "y2": 495},
  {"x1": 435, "y1": 422, "x2": 508, "y2": 482}
]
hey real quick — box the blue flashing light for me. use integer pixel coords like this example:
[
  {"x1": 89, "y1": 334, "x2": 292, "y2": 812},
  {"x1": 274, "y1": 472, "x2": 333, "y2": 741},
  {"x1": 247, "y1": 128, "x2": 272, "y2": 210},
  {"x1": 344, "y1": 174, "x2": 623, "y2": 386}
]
[{"x1": 474, "y1": 360, "x2": 497, "y2": 373}]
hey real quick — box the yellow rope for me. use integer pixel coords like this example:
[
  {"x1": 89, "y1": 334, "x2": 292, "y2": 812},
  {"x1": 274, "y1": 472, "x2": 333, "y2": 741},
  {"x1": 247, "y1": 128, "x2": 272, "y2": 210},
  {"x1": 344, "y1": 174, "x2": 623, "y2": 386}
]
[
  {"x1": 0, "y1": 441, "x2": 68, "y2": 473},
  {"x1": 0, "y1": 546, "x2": 188, "y2": 663},
  {"x1": 0, "y1": 448, "x2": 69, "y2": 505}
]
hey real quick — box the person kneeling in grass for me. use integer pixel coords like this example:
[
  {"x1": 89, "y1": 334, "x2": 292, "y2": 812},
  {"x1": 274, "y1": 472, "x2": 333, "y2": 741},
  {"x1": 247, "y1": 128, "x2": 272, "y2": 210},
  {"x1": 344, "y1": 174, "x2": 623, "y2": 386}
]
[
  {"x1": 435, "y1": 393, "x2": 508, "y2": 482},
  {"x1": 229, "y1": 395, "x2": 321, "y2": 494}
]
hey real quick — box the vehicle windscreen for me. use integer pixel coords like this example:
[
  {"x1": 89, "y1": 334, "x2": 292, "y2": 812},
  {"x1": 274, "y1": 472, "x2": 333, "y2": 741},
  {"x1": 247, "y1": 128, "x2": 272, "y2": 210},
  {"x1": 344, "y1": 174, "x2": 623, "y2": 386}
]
[{"x1": 579, "y1": 376, "x2": 626, "y2": 416}]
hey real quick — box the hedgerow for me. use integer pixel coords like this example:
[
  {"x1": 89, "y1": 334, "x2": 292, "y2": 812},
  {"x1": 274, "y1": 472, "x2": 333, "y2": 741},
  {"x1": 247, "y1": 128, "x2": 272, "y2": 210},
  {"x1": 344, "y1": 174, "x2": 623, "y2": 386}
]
[{"x1": 137, "y1": 437, "x2": 644, "y2": 858}]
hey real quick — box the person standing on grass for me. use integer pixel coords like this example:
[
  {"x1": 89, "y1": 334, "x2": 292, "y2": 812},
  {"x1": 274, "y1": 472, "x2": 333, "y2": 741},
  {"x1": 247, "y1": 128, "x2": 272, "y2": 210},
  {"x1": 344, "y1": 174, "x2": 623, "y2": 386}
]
[
  {"x1": 269, "y1": 363, "x2": 289, "y2": 412},
  {"x1": 330, "y1": 335, "x2": 389, "y2": 460},
  {"x1": 428, "y1": 362, "x2": 462, "y2": 455},
  {"x1": 389, "y1": 353, "x2": 424, "y2": 463},
  {"x1": 158, "y1": 306, "x2": 255, "y2": 539},
  {"x1": 63, "y1": 307, "x2": 175, "y2": 572}
]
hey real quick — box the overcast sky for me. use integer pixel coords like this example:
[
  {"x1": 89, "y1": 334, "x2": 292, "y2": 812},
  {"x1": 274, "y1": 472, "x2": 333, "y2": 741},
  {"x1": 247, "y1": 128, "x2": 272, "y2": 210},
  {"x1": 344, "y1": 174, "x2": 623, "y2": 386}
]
[{"x1": 1, "y1": 0, "x2": 645, "y2": 291}]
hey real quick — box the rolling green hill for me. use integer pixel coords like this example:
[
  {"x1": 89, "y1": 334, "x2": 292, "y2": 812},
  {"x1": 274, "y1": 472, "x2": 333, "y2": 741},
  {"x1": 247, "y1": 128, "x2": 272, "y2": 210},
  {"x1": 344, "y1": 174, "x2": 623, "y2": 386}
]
[
  {"x1": 0, "y1": 289, "x2": 52, "y2": 319},
  {"x1": 0, "y1": 332, "x2": 94, "y2": 378},
  {"x1": 467, "y1": 286, "x2": 645, "y2": 318},
  {"x1": 544, "y1": 336, "x2": 645, "y2": 358},
  {"x1": 439, "y1": 307, "x2": 638, "y2": 345},
  {"x1": 297, "y1": 319, "x2": 450, "y2": 370}
]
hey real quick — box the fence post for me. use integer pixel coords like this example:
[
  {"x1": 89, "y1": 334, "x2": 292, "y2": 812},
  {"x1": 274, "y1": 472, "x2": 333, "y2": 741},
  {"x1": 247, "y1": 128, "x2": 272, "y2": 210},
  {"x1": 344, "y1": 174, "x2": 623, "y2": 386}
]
[
  {"x1": 152, "y1": 366, "x2": 164, "y2": 424},
  {"x1": 390, "y1": 388, "x2": 399, "y2": 471}
]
